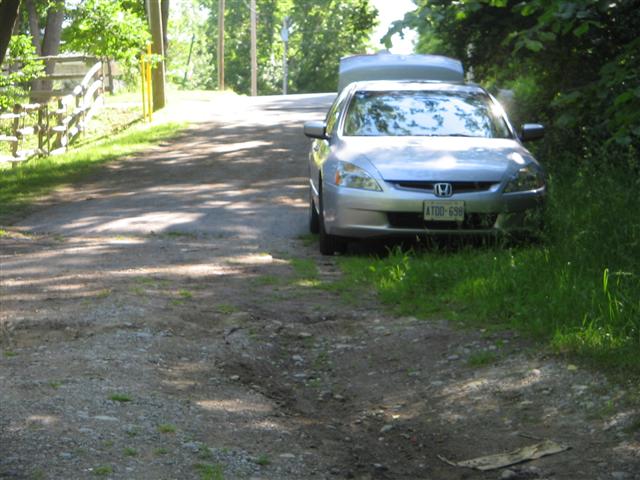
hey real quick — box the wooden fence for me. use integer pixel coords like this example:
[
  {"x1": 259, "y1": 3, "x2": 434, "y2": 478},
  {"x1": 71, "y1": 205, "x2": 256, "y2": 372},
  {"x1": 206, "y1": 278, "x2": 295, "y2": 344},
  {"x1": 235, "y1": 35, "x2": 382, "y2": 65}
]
[{"x1": 0, "y1": 56, "x2": 107, "y2": 167}]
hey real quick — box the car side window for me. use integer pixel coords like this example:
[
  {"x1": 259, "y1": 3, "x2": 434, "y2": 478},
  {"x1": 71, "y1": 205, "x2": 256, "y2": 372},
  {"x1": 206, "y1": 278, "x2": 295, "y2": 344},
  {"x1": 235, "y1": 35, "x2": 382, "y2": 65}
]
[{"x1": 325, "y1": 93, "x2": 349, "y2": 137}]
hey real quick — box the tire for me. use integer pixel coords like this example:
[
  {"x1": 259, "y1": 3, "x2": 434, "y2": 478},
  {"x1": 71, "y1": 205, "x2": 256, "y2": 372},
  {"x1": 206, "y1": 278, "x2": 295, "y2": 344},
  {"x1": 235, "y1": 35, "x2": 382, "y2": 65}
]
[
  {"x1": 318, "y1": 188, "x2": 347, "y2": 256},
  {"x1": 309, "y1": 190, "x2": 319, "y2": 234}
]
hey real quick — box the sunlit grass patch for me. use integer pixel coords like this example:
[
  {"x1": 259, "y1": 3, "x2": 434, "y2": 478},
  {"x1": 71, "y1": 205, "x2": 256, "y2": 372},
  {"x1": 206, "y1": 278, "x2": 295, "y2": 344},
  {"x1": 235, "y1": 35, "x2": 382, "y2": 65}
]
[{"x1": 0, "y1": 121, "x2": 186, "y2": 222}]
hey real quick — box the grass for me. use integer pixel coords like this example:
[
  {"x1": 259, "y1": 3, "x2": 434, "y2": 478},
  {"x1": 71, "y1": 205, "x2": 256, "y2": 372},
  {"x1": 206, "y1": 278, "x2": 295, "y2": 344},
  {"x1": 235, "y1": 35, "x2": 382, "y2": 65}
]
[
  {"x1": 123, "y1": 447, "x2": 138, "y2": 457},
  {"x1": 0, "y1": 120, "x2": 186, "y2": 222},
  {"x1": 157, "y1": 423, "x2": 177, "y2": 433},
  {"x1": 109, "y1": 393, "x2": 132, "y2": 402},
  {"x1": 290, "y1": 258, "x2": 319, "y2": 279},
  {"x1": 336, "y1": 162, "x2": 640, "y2": 376},
  {"x1": 251, "y1": 274, "x2": 282, "y2": 287},
  {"x1": 194, "y1": 463, "x2": 225, "y2": 480},
  {"x1": 93, "y1": 465, "x2": 113, "y2": 476},
  {"x1": 3, "y1": 350, "x2": 17, "y2": 358},
  {"x1": 467, "y1": 351, "x2": 499, "y2": 367},
  {"x1": 297, "y1": 233, "x2": 318, "y2": 247},
  {"x1": 197, "y1": 443, "x2": 214, "y2": 460},
  {"x1": 255, "y1": 454, "x2": 271, "y2": 466},
  {"x1": 178, "y1": 289, "x2": 193, "y2": 299},
  {"x1": 216, "y1": 304, "x2": 237, "y2": 315}
]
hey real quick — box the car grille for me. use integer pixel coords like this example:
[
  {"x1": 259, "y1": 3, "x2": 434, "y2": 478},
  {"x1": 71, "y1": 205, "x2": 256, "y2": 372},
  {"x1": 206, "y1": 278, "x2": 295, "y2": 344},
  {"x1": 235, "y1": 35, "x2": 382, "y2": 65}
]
[
  {"x1": 391, "y1": 181, "x2": 496, "y2": 194},
  {"x1": 387, "y1": 212, "x2": 498, "y2": 230}
]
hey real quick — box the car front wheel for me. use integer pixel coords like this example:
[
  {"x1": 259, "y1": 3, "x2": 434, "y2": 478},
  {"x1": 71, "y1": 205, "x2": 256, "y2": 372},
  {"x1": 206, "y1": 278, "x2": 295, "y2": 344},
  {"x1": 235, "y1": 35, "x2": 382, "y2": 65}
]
[
  {"x1": 309, "y1": 190, "x2": 319, "y2": 234},
  {"x1": 318, "y1": 188, "x2": 347, "y2": 255}
]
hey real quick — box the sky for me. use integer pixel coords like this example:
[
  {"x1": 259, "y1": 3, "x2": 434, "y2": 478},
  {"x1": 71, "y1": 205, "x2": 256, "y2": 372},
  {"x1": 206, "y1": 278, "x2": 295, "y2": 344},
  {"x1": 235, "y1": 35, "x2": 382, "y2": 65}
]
[{"x1": 370, "y1": 0, "x2": 417, "y2": 54}]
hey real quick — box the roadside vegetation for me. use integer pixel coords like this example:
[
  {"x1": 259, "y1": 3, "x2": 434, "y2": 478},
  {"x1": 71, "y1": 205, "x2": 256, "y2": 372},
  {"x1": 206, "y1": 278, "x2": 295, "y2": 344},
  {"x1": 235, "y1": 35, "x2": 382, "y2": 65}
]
[
  {"x1": 338, "y1": 164, "x2": 640, "y2": 374},
  {"x1": 0, "y1": 117, "x2": 185, "y2": 222}
]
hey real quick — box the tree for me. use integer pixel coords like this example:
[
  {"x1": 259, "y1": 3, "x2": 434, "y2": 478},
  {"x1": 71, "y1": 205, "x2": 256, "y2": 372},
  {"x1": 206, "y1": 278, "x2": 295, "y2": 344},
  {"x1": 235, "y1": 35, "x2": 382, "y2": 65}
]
[
  {"x1": 288, "y1": 0, "x2": 377, "y2": 93},
  {"x1": 194, "y1": 0, "x2": 377, "y2": 95},
  {"x1": 0, "y1": 35, "x2": 44, "y2": 111},
  {"x1": 165, "y1": 0, "x2": 215, "y2": 89},
  {"x1": 62, "y1": 0, "x2": 150, "y2": 78},
  {"x1": 388, "y1": 0, "x2": 639, "y2": 160},
  {"x1": 0, "y1": 0, "x2": 21, "y2": 66}
]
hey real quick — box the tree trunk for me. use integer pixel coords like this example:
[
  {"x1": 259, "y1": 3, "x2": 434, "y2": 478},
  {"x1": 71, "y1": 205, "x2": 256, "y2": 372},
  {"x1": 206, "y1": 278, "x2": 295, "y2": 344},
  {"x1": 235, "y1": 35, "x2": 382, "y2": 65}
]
[
  {"x1": 0, "y1": 0, "x2": 21, "y2": 66},
  {"x1": 38, "y1": 3, "x2": 65, "y2": 94},
  {"x1": 161, "y1": 0, "x2": 169, "y2": 56},
  {"x1": 26, "y1": 0, "x2": 42, "y2": 56}
]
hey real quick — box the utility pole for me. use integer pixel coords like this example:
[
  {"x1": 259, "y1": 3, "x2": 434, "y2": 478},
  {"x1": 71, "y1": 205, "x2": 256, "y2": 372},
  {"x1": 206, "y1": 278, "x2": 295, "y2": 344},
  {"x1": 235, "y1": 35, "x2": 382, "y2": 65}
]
[
  {"x1": 250, "y1": 0, "x2": 257, "y2": 96},
  {"x1": 217, "y1": 0, "x2": 225, "y2": 91},
  {"x1": 148, "y1": 0, "x2": 166, "y2": 110},
  {"x1": 280, "y1": 17, "x2": 290, "y2": 95}
]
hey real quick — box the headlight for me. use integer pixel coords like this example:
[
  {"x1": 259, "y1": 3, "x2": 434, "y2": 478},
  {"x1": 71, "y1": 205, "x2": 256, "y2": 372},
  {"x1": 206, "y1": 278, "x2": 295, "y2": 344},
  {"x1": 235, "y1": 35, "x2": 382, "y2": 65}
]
[
  {"x1": 333, "y1": 161, "x2": 382, "y2": 191},
  {"x1": 504, "y1": 166, "x2": 545, "y2": 193}
]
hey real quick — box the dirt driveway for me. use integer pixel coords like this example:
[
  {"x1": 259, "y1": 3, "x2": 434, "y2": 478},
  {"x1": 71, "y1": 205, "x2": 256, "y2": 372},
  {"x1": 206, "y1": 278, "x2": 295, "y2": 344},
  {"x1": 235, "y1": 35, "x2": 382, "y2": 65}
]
[{"x1": 1, "y1": 93, "x2": 638, "y2": 480}]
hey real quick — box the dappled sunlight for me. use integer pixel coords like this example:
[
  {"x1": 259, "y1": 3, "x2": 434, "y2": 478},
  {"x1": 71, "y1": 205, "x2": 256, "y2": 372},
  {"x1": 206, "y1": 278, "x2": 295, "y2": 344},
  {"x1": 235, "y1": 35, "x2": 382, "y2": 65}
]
[
  {"x1": 98, "y1": 212, "x2": 204, "y2": 233},
  {"x1": 437, "y1": 367, "x2": 545, "y2": 418},
  {"x1": 196, "y1": 399, "x2": 274, "y2": 415},
  {"x1": 614, "y1": 441, "x2": 640, "y2": 458},
  {"x1": 251, "y1": 419, "x2": 290, "y2": 433},
  {"x1": 273, "y1": 195, "x2": 307, "y2": 207},
  {"x1": 22, "y1": 415, "x2": 60, "y2": 429},
  {"x1": 119, "y1": 263, "x2": 238, "y2": 278},
  {"x1": 211, "y1": 140, "x2": 272, "y2": 154},
  {"x1": 226, "y1": 253, "x2": 278, "y2": 265}
]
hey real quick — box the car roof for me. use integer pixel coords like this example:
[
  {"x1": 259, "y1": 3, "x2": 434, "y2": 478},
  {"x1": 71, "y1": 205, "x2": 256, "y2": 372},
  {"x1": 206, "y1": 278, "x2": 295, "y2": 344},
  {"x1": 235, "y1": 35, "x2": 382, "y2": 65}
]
[
  {"x1": 347, "y1": 80, "x2": 486, "y2": 94},
  {"x1": 338, "y1": 53, "x2": 464, "y2": 92}
]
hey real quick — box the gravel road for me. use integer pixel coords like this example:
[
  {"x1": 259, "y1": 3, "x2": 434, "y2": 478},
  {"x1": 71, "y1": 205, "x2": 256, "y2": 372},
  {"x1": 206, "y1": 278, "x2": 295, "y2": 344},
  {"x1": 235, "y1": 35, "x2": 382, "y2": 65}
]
[{"x1": 1, "y1": 93, "x2": 639, "y2": 480}]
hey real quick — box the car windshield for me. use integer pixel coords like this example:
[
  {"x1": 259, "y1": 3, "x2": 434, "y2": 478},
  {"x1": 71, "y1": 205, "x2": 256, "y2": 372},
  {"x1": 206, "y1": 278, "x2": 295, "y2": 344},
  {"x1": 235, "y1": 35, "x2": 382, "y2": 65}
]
[{"x1": 342, "y1": 90, "x2": 512, "y2": 138}]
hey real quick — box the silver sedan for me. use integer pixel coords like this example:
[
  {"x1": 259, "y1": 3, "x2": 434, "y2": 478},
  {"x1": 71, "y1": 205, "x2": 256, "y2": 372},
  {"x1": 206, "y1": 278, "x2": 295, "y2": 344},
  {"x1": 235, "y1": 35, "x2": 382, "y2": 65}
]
[{"x1": 304, "y1": 81, "x2": 546, "y2": 255}]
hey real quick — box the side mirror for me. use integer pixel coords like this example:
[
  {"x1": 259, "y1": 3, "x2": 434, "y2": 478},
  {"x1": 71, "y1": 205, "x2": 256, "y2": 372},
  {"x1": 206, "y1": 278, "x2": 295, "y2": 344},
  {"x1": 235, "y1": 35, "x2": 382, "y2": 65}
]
[
  {"x1": 304, "y1": 121, "x2": 328, "y2": 139},
  {"x1": 520, "y1": 123, "x2": 545, "y2": 142}
]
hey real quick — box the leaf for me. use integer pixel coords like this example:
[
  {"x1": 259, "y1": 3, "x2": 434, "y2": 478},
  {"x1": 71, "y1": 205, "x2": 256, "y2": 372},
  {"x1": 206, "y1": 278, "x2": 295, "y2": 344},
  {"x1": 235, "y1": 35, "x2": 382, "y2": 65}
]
[
  {"x1": 538, "y1": 31, "x2": 557, "y2": 42},
  {"x1": 614, "y1": 91, "x2": 635, "y2": 107},
  {"x1": 524, "y1": 38, "x2": 544, "y2": 52},
  {"x1": 573, "y1": 22, "x2": 590, "y2": 37}
]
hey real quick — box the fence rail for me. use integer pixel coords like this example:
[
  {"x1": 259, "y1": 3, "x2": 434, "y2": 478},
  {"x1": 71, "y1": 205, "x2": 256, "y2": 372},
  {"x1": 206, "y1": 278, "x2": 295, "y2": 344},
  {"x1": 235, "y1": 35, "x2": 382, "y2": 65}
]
[{"x1": 0, "y1": 58, "x2": 105, "y2": 167}]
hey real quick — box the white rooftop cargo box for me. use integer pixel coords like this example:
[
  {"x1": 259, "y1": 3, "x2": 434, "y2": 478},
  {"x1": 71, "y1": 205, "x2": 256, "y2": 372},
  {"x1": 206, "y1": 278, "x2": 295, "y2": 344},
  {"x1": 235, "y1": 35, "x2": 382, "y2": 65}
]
[{"x1": 338, "y1": 52, "x2": 464, "y2": 92}]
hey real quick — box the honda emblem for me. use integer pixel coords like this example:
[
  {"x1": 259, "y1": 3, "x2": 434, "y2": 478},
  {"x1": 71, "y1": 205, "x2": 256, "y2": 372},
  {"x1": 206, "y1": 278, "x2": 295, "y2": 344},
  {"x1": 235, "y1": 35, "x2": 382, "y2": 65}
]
[{"x1": 434, "y1": 183, "x2": 453, "y2": 197}]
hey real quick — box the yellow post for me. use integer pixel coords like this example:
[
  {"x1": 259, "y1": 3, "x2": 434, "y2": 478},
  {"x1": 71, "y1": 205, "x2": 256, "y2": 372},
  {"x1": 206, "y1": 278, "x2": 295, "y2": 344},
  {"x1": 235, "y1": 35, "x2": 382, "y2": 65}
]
[
  {"x1": 141, "y1": 57, "x2": 147, "y2": 120},
  {"x1": 146, "y1": 43, "x2": 153, "y2": 122}
]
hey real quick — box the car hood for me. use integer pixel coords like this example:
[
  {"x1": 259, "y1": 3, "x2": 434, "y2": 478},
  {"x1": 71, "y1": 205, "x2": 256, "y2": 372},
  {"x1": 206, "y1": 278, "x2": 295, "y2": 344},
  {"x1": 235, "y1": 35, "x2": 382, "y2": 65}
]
[{"x1": 335, "y1": 136, "x2": 534, "y2": 182}]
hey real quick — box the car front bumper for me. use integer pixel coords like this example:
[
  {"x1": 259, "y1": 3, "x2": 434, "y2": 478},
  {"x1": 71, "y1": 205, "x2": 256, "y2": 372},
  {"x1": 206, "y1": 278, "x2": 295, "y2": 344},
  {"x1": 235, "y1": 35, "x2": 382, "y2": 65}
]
[{"x1": 321, "y1": 181, "x2": 545, "y2": 238}]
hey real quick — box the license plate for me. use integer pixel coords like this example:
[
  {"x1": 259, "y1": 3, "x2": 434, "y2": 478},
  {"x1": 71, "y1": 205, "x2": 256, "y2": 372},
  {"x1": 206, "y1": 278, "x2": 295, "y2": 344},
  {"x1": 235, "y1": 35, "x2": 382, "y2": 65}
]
[{"x1": 423, "y1": 201, "x2": 465, "y2": 221}]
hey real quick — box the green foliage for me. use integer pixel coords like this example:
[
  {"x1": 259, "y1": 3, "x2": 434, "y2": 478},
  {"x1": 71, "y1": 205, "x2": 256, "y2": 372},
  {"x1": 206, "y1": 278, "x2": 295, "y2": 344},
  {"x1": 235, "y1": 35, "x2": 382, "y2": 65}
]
[
  {"x1": 392, "y1": 0, "x2": 639, "y2": 163},
  {"x1": 166, "y1": 0, "x2": 215, "y2": 89},
  {"x1": 0, "y1": 35, "x2": 43, "y2": 111},
  {"x1": 288, "y1": 0, "x2": 378, "y2": 92},
  {"x1": 192, "y1": 0, "x2": 377, "y2": 94},
  {"x1": 194, "y1": 0, "x2": 285, "y2": 93},
  {"x1": 62, "y1": 0, "x2": 149, "y2": 76}
]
